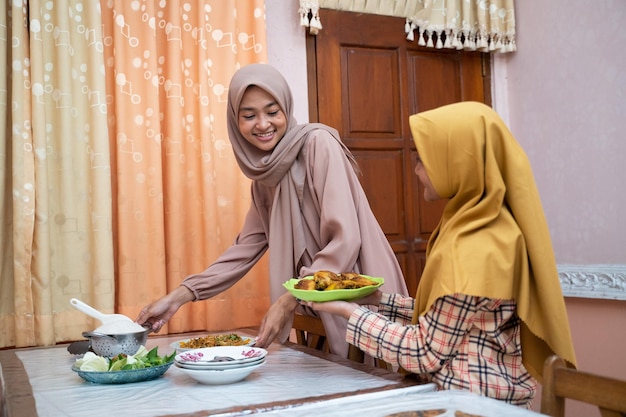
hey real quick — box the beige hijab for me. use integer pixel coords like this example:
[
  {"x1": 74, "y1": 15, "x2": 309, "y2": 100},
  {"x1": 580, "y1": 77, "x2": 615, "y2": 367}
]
[
  {"x1": 409, "y1": 102, "x2": 577, "y2": 382},
  {"x1": 226, "y1": 64, "x2": 358, "y2": 301}
]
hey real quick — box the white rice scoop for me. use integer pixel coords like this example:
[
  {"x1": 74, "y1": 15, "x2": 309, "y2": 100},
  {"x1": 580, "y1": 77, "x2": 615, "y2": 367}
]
[{"x1": 70, "y1": 298, "x2": 144, "y2": 333}]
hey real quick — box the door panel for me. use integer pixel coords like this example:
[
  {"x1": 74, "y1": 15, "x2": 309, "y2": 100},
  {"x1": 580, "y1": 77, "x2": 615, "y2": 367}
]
[
  {"x1": 308, "y1": 9, "x2": 490, "y2": 295},
  {"x1": 342, "y1": 48, "x2": 401, "y2": 136},
  {"x1": 352, "y1": 149, "x2": 405, "y2": 239}
]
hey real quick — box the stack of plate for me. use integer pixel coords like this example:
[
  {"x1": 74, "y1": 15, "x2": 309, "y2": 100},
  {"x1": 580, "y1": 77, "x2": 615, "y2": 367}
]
[{"x1": 174, "y1": 346, "x2": 267, "y2": 385}]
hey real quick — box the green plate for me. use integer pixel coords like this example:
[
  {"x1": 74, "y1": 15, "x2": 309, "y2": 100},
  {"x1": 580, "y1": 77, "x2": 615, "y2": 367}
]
[{"x1": 283, "y1": 275, "x2": 384, "y2": 302}]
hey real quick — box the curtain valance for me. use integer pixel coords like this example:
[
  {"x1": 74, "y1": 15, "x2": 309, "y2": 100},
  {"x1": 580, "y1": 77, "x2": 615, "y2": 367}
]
[{"x1": 299, "y1": 0, "x2": 516, "y2": 53}]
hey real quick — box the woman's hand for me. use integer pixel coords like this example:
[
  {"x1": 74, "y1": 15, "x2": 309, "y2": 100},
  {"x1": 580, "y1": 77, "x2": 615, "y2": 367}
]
[
  {"x1": 255, "y1": 292, "x2": 299, "y2": 348},
  {"x1": 304, "y1": 290, "x2": 383, "y2": 319},
  {"x1": 135, "y1": 286, "x2": 195, "y2": 332}
]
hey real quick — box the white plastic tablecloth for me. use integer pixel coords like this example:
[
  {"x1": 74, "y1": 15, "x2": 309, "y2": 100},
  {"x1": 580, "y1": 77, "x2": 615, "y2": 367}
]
[
  {"x1": 13, "y1": 334, "x2": 433, "y2": 417},
  {"x1": 218, "y1": 385, "x2": 546, "y2": 417}
]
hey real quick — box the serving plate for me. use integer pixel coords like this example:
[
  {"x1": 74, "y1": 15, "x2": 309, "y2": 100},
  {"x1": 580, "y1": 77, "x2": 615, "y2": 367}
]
[
  {"x1": 169, "y1": 333, "x2": 255, "y2": 352},
  {"x1": 72, "y1": 361, "x2": 173, "y2": 384},
  {"x1": 282, "y1": 276, "x2": 384, "y2": 302}
]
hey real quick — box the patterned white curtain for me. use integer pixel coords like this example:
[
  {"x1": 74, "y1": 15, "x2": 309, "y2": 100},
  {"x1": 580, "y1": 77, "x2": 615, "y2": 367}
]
[
  {"x1": 0, "y1": 0, "x2": 269, "y2": 349},
  {"x1": 299, "y1": 0, "x2": 516, "y2": 53}
]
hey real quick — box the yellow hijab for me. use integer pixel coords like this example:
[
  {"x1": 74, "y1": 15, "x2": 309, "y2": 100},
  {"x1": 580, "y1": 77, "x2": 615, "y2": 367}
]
[{"x1": 409, "y1": 102, "x2": 576, "y2": 382}]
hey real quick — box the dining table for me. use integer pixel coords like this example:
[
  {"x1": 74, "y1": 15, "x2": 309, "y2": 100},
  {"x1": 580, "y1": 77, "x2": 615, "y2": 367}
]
[
  {"x1": 0, "y1": 329, "x2": 432, "y2": 417},
  {"x1": 0, "y1": 329, "x2": 545, "y2": 417}
]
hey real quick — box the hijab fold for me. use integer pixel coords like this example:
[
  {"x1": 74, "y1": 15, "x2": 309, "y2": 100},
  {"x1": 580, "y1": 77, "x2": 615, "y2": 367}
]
[{"x1": 409, "y1": 102, "x2": 577, "y2": 382}]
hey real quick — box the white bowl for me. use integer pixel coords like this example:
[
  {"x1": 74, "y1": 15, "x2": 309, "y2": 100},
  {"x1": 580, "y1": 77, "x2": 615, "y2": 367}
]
[{"x1": 176, "y1": 360, "x2": 265, "y2": 385}]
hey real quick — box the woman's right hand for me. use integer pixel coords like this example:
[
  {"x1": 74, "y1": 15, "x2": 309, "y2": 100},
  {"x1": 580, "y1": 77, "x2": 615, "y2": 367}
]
[
  {"x1": 305, "y1": 290, "x2": 384, "y2": 319},
  {"x1": 135, "y1": 286, "x2": 195, "y2": 332}
]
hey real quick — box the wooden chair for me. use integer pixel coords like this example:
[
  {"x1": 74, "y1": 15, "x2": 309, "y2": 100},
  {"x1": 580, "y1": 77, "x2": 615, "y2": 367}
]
[
  {"x1": 292, "y1": 314, "x2": 330, "y2": 353},
  {"x1": 541, "y1": 355, "x2": 626, "y2": 417}
]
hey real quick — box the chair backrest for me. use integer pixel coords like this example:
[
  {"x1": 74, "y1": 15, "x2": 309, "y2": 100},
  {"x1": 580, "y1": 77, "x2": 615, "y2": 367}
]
[
  {"x1": 540, "y1": 355, "x2": 626, "y2": 417},
  {"x1": 292, "y1": 314, "x2": 392, "y2": 368},
  {"x1": 292, "y1": 314, "x2": 329, "y2": 352}
]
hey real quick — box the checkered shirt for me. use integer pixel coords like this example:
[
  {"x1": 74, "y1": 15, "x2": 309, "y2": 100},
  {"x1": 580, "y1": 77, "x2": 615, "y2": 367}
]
[{"x1": 346, "y1": 293, "x2": 537, "y2": 408}]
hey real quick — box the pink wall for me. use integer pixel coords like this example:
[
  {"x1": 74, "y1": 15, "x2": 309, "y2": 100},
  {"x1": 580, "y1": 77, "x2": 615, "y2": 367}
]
[
  {"x1": 530, "y1": 298, "x2": 626, "y2": 415},
  {"x1": 567, "y1": 299, "x2": 626, "y2": 414}
]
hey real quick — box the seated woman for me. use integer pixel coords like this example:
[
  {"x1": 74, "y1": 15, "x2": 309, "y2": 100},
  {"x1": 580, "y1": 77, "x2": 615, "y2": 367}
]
[{"x1": 306, "y1": 102, "x2": 577, "y2": 408}]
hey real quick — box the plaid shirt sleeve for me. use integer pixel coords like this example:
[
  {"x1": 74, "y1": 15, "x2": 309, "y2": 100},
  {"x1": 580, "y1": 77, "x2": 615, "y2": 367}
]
[
  {"x1": 377, "y1": 292, "x2": 415, "y2": 324},
  {"x1": 346, "y1": 293, "x2": 536, "y2": 407}
]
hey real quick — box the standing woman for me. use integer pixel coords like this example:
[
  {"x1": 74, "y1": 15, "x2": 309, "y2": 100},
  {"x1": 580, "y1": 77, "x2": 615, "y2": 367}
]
[
  {"x1": 307, "y1": 102, "x2": 577, "y2": 407},
  {"x1": 136, "y1": 64, "x2": 408, "y2": 357}
]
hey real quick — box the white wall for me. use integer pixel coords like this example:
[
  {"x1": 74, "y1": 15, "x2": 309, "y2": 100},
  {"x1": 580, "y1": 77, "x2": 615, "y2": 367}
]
[
  {"x1": 265, "y1": 0, "x2": 309, "y2": 124},
  {"x1": 501, "y1": 0, "x2": 626, "y2": 264}
]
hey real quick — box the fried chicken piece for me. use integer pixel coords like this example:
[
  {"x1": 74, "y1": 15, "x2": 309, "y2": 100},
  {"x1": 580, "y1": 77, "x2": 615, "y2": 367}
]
[
  {"x1": 333, "y1": 279, "x2": 360, "y2": 289},
  {"x1": 313, "y1": 270, "x2": 340, "y2": 290},
  {"x1": 294, "y1": 279, "x2": 316, "y2": 290},
  {"x1": 327, "y1": 275, "x2": 378, "y2": 290},
  {"x1": 339, "y1": 272, "x2": 361, "y2": 280},
  {"x1": 351, "y1": 275, "x2": 379, "y2": 287}
]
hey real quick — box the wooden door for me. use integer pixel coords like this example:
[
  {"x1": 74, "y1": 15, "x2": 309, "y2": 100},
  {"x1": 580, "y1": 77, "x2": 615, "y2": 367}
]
[{"x1": 307, "y1": 9, "x2": 491, "y2": 295}]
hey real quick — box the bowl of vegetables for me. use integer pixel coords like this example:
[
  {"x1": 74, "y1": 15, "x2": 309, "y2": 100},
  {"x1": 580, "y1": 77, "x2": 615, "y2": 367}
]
[{"x1": 72, "y1": 346, "x2": 176, "y2": 384}]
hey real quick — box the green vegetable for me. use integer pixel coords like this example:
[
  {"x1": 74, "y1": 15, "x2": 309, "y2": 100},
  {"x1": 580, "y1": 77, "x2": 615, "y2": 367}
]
[{"x1": 75, "y1": 346, "x2": 176, "y2": 372}]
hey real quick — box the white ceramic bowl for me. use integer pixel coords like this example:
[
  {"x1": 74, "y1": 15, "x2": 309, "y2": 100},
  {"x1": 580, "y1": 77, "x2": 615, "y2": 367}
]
[{"x1": 176, "y1": 360, "x2": 265, "y2": 385}]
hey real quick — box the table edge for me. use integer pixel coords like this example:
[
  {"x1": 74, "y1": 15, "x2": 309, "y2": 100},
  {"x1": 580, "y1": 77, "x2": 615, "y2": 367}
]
[{"x1": 0, "y1": 350, "x2": 38, "y2": 417}]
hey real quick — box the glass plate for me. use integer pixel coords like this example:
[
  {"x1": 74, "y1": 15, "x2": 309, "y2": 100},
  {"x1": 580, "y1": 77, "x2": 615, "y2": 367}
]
[
  {"x1": 282, "y1": 276, "x2": 384, "y2": 302},
  {"x1": 72, "y1": 361, "x2": 173, "y2": 384}
]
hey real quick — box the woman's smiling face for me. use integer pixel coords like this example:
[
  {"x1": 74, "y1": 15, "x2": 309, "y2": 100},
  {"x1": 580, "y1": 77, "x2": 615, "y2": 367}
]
[{"x1": 237, "y1": 85, "x2": 287, "y2": 152}]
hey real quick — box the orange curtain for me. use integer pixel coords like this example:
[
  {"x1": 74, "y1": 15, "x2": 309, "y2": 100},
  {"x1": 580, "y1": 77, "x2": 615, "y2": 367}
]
[{"x1": 101, "y1": 0, "x2": 270, "y2": 335}]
